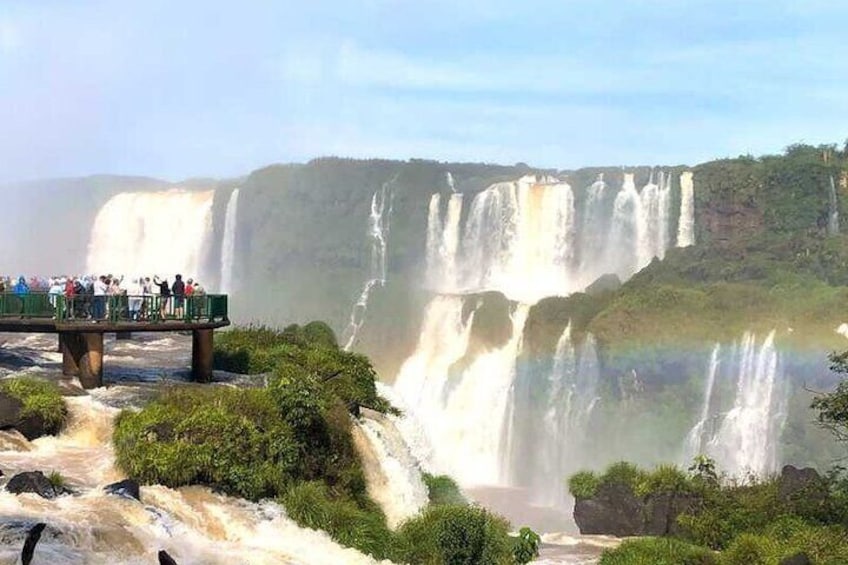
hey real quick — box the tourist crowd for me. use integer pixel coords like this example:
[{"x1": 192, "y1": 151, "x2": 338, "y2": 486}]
[{"x1": 0, "y1": 274, "x2": 208, "y2": 321}]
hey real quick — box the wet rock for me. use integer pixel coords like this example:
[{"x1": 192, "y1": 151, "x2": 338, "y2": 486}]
[
  {"x1": 573, "y1": 482, "x2": 643, "y2": 536},
  {"x1": 780, "y1": 553, "x2": 812, "y2": 565},
  {"x1": 0, "y1": 391, "x2": 59, "y2": 440},
  {"x1": 0, "y1": 519, "x2": 63, "y2": 546},
  {"x1": 574, "y1": 484, "x2": 700, "y2": 537},
  {"x1": 6, "y1": 471, "x2": 72, "y2": 499},
  {"x1": 159, "y1": 549, "x2": 179, "y2": 565},
  {"x1": 104, "y1": 479, "x2": 141, "y2": 501},
  {"x1": 778, "y1": 465, "x2": 829, "y2": 518},
  {"x1": 21, "y1": 522, "x2": 45, "y2": 565}
]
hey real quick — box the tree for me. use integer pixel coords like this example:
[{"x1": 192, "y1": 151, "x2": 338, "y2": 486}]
[{"x1": 811, "y1": 351, "x2": 848, "y2": 442}]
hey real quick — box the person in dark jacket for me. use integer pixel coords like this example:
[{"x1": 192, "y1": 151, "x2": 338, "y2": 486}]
[
  {"x1": 172, "y1": 274, "x2": 186, "y2": 319},
  {"x1": 153, "y1": 276, "x2": 171, "y2": 319}
]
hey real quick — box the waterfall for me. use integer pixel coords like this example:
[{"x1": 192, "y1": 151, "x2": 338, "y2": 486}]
[
  {"x1": 342, "y1": 184, "x2": 392, "y2": 351},
  {"x1": 219, "y1": 188, "x2": 240, "y2": 293},
  {"x1": 393, "y1": 299, "x2": 529, "y2": 485},
  {"x1": 684, "y1": 331, "x2": 785, "y2": 477},
  {"x1": 353, "y1": 413, "x2": 428, "y2": 529},
  {"x1": 86, "y1": 190, "x2": 214, "y2": 280},
  {"x1": 677, "y1": 171, "x2": 695, "y2": 247},
  {"x1": 395, "y1": 170, "x2": 684, "y2": 497},
  {"x1": 446, "y1": 171, "x2": 457, "y2": 193},
  {"x1": 682, "y1": 344, "x2": 721, "y2": 463},
  {"x1": 533, "y1": 326, "x2": 601, "y2": 504},
  {"x1": 0, "y1": 395, "x2": 379, "y2": 565},
  {"x1": 828, "y1": 175, "x2": 840, "y2": 236}
]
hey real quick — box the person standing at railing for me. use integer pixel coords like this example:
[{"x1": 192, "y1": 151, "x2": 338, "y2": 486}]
[
  {"x1": 185, "y1": 278, "x2": 195, "y2": 319},
  {"x1": 64, "y1": 277, "x2": 76, "y2": 319},
  {"x1": 154, "y1": 276, "x2": 170, "y2": 319},
  {"x1": 126, "y1": 278, "x2": 142, "y2": 320},
  {"x1": 172, "y1": 274, "x2": 186, "y2": 319},
  {"x1": 93, "y1": 275, "x2": 108, "y2": 320}
]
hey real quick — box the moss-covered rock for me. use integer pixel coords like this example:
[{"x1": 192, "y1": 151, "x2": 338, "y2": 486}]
[{"x1": 0, "y1": 377, "x2": 67, "y2": 439}]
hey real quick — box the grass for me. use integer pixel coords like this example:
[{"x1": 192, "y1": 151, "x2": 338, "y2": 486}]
[
  {"x1": 599, "y1": 538, "x2": 716, "y2": 565},
  {"x1": 422, "y1": 473, "x2": 467, "y2": 506},
  {"x1": 0, "y1": 376, "x2": 67, "y2": 433}
]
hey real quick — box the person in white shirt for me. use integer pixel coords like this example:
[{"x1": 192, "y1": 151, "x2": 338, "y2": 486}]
[{"x1": 93, "y1": 276, "x2": 108, "y2": 320}]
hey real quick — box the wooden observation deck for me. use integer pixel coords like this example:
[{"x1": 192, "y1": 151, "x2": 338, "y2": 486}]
[{"x1": 0, "y1": 293, "x2": 230, "y2": 388}]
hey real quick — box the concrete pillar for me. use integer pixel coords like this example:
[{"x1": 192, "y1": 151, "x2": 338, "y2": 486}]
[
  {"x1": 192, "y1": 329, "x2": 213, "y2": 383},
  {"x1": 78, "y1": 333, "x2": 104, "y2": 389},
  {"x1": 60, "y1": 333, "x2": 82, "y2": 376}
]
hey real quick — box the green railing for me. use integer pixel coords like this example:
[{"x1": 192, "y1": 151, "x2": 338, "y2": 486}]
[{"x1": 0, "y1": 292, "x2": 228, "y2": 324}]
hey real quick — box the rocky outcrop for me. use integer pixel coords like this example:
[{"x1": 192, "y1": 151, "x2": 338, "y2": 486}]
[
  {"x1": 6, "y1": 471, "x2": 72, "y2": 499},
  {"x1": 104, "y1": 479, "x2": 141, "y2": 502},
  {"x1": 573, "y1": 482, "x2": 699, "y2": 537},
  {"x1": 0, "y1": 392, "x2": 59, "y2": 440},
  {"x1": 777, "y1": 465, "x2": 830, "y2": 519},
  {"x1": 780, "y1": 553, "x2": 812, "y2": 565}
]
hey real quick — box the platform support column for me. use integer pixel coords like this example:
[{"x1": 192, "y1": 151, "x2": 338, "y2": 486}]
[
  {"x1": 192, "y1": 329, "x2": 213, "y2": 383},
  {"x1": 60, "y1": 332, "x2": 103, "y2": 389}
]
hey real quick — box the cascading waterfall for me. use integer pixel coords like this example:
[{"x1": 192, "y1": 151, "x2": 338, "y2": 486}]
[
  {"x1": 0, "y1": 395, "x2": 379, "y2": 565},
  {"x1": 446, "y1": 171, "x2": 457, "y2": 193},
  {"x1": 682, "y1": 345, "x2": 721, "y2": 463},
  {"x1": 394, "y1": 298, "x2": 529, "y2": 485},
  {"x1": 395, "y1": 171, "x2": 690, "y2": 500},
  {"x1": 684, "y1": 331, "x2": 785, "y2": 477},
  {"x1": 353, "y1": 412, "x2": 429, "y2": 529},
  {"x1": 219, "y1": 188, "x2": 240, "y2": 293},
  {"x1": 87, "y1": 190, "x2": 214, "y2": 280},
  {"x1": 505, "y1": 324, "x2": 601, "y2": 505},
  {"x1": 677, "y1": 171, "x2": 695, "y2": 247},
  {"x1": 828, "y1": 175, "x2": 840, "y2": 236},
  {"x1": 342, "y1": 184, "x2": 392, "y2": 351}
]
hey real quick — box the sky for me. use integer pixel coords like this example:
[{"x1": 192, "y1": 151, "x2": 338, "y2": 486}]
[{"x1": 1, "y1": 0, "x2": 848, "y2": 182}]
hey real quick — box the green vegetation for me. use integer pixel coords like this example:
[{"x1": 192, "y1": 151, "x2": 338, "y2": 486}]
[
  {"x1": 0, "y1": 376, "x2": 67, "y2": 433},
  {"x1": 116, "y1": 324, "x2": 536, "y2": 563},
  {"x1": 47, "y1": 470, "x2": 67, "y2": 491},
  {"x1": 568, "y1": 461, "x2": 695, "y2": 500},
  {"x1": 599, "y1": 538, "x2": 716, "y2": 565},
  {"x1": 395, "y1": 505, "x2": 515, "y2": 565},
  {"x1": 572, "y1": 457, "x2": 848, "y2": 564},
  {"x1": 423, "y1": 473, "x2": 467, "y2": 506}
]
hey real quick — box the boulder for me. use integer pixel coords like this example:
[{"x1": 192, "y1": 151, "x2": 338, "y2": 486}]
[
  {"x1": 104, "y1": 479, "x2": 141, "y2": 502},
  {"x1": 573, "y1": 482, "x2": 644, "y2": 536},
  {"x1": 574, "y1": 484, "x2": 700, "y2": 537},
  {"x1": 780, "y1": 553, "x2": 812, "y2": 565},
  {"x1": 159, "y1": 549, "x2": 179, "y2": 565},
  {"x1": 21, "y1": 522, "x2": 45, "y2": 565},
  {"x1": 0, "y1": 392, "x2": 57, "y2": 440},
  {"x1": 778, "y1": 465, "x2": 829, "y2": 519},
  {"x1": 6, "y1": 471, "x2": 71, "y2": 499}
]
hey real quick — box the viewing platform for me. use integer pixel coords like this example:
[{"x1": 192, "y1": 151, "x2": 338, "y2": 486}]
[{"x1": 0, "y1": 293, "x2": 229, "y2": 388}]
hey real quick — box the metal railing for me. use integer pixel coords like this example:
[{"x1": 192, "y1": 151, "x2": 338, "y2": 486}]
[{"x1": 0, "y1": 292, "x2": 228, "y2": 324}]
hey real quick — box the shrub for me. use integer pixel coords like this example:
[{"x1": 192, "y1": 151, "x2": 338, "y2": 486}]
[
  {"x1": 638, "y1": 464, "x2": 694, "y2": 497},
  {"x1": 47, "y1": 470, "x2": 67, "y2": 490},
  {"x1": 0, "y1": 376, "x2": 67, "y2": 433},
  {"x1": 599, "y1": 537, "x2": 717, "y2": 565},
  {"x1": 512, "y1": 526, "x2": 541, "y2": 564},
  {"x1": 602, "y1": 461, "x2": 648, "y2": 493},
  {"x1": 396, "y1": 504, "x2": 514, "y2": 565},
  {"x1": 113, "y1": 387, "x2": 299, "y2": 500},
  {"x1": 568, "y1": 471, "x2": 601, "y2": 499},
  {"x1": 423, "y1": 473, "x2": 467, "y2": 506}
]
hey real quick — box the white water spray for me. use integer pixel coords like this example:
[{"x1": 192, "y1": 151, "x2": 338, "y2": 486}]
[
  {"x1": 677, "y1": 171, "x2": 695, "y2": 247},
  {"x1": 87, "y1": 190, "x2": 214, "y2": 279},
  {"x1": 684, "y1": 331, "x2": 785, "y2": 477},
  {"x1": 828, "y1": 175, "x2": 840, "y2": 236},
  {"x1": 219, "y1": 188, "x2": 240, "y2": 293},
  {"x1": 682, "y1": 345, "x2": 720, "y2": 463}
]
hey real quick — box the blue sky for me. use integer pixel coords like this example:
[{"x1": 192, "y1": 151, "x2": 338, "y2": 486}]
[{"x1": 1, "y1": 0, "x2": 847, "y2": 182}]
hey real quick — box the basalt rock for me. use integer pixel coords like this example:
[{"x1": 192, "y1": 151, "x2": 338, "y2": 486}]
[
  {"x1": 159, "y1": 549, "x2": 179, "y2": 565},
  {"x1": 21, "y1": 522, "x2": 45, "y2": 565},
  {"x1": 574, "y1": 482, "x2": 699, "y2": 537},
  {"x1": 780, "y1": 553, "x2": 812, "y2": 565},
  {"x1": 104, "y1": 479, "x2": 141, "y2": 502},
  {"x1": 0, "y1": 391, "x2": 59, "y2": 440},
  {"x1": 778, "y1": 465, "x2": 829, "y2": 519},
  {"x1": 6, "y1": 471, "x2": 72, "y2": 499}
]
